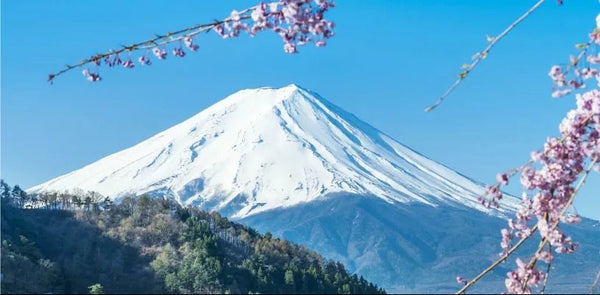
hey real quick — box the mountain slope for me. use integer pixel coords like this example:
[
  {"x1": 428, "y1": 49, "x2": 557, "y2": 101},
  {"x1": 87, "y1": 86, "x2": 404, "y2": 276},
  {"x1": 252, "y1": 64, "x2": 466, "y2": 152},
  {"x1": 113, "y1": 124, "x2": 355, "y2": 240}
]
[
  {"x1": 1, "y1": 194, "x2": 385, "y2": 294},
  {"x1": 241, "y1": 194, "x2": 600, "y2": 293},
  {"x1": 28, "y1": 84, "x2": 600, "y2": 293},
  {"x1": 29, "y1": 84, "x2": 516, "y2": 219}
]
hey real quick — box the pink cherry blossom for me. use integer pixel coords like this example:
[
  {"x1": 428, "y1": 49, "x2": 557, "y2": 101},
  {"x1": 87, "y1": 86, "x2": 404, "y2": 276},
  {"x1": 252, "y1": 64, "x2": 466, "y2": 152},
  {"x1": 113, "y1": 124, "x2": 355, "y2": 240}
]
[
  {"x1": 172, "y1": 48, "x2": 186, "y2": 57},
  {"x1": 152, "y1": 47, "x2": 167, "y2": 60},
  {"x1": 137, "y1": 55, "x2": 151, "y2": 66},
  {"x1": 471, "y1": 13, "x2": 600, "y2": 294},
  {"x1": 122, "y1": 59, "x2": 135, "y2": 68},
  {"x1": 49, "y1": 1, "x2": 336, "y2": 82},
  {"x1": 184, "y1": 36, "x2": 199, "y2": 51},
  {"x1": 82, "y1": 69, "x2": 101, "y2": 82}
]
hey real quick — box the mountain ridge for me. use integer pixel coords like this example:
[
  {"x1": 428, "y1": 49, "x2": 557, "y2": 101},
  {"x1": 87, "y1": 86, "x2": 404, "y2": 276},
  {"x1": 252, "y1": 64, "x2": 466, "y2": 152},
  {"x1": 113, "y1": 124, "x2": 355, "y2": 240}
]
[{"x1": 29, "y1": 84, "x2": 517, "y2": 218}]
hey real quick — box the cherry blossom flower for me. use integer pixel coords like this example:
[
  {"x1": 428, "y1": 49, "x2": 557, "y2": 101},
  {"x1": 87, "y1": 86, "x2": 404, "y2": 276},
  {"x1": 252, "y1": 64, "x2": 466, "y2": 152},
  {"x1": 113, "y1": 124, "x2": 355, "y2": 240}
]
[
  {"x1": 82, "y1": 69, "x2": 101, "y2": 82},
  {"x1": 172, "y1": 48, "x2": 186, "y2": 57},
  {"x1": 138, "y1": 55, "x2": 151, "y2": 66},
  {"x1": 184, "y1": 36, "x2": 199, "y2": 51},
  {"x1": 152, "y1": 48, "x2": 167, "y2": 60},
  {"x1": 122, "y1": 59, "x2": 135, "y2": 68},
  {"x1": 456, "y1": 276, "x2": 467, "y2": 285}
]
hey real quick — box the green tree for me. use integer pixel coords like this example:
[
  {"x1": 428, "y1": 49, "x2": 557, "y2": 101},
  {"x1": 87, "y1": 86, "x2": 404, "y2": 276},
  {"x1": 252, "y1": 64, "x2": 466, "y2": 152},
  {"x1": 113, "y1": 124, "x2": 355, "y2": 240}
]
[
  {"x1": 284, "y1": 269, "x2": 295, "y2": 292},
  {"x1": 342, "y1": 283, "x2": 351, "y2": 294},
  {"x1": 88, "y1": 283, "x2": 104, "y2": 294},
  {"x1": 151, "y1": 244, "x2": 180, "y2": 280},
  {"x1": 1, "y1": 180, "x2": 12, "y2": 201},
  {"x1": 12, "y1": 185, "x2": 27, "y2": 208}
]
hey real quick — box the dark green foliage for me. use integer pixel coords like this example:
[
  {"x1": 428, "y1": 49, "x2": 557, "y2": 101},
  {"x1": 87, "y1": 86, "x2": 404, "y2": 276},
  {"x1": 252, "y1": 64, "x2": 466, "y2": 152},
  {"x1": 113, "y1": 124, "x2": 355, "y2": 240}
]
[
  {"x1": 0, "y1": 180, "x2": 385, "y2": 294},
  {"x1": 88, "y1": 284, "x2": 104, "y2": 294},
  {"x1": 1, "y1": 198, "x2": 158, "y2": 294}
]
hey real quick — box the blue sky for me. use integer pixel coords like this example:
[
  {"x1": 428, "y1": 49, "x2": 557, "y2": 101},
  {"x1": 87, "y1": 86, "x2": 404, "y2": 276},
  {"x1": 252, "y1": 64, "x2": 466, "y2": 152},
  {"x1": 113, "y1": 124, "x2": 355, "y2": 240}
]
[{"x1": 2, "y1": 0, "x2": 599, "y2": 219}]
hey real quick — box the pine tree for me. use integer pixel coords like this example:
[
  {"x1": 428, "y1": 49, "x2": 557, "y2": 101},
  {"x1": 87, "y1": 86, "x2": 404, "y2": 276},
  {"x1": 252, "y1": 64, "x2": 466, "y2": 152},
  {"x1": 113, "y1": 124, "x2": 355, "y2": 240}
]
[
  {"x1": 1, "y1": 180, "x2": 12, "y2": 201},
  {"x1": 11, "y1": 185, "x2": 27, "y2": 208},
  {"x1": 284, "y1": 269, "x2": 295, "y2": 292},
  {"x1": 88, "y1": 283, "x2": 104, "y2": 294}
]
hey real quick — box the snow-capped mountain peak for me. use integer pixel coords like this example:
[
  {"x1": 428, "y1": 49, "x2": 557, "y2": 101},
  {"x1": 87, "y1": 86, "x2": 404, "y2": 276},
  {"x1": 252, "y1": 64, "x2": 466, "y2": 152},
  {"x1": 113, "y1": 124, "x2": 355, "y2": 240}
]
[{"x1": 29, "y1": 84, "x2": 516, "y2": 218}]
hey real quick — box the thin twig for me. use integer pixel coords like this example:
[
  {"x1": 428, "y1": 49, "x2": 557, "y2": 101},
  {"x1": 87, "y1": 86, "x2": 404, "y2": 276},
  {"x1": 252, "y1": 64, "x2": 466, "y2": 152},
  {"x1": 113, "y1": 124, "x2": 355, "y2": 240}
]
[
  {"x1": 425, "y1": 0, "x2": 546, "y2": 112},
  {"x1": 521, "y1": 213, "x2": 550, "y2": 291},
  {"x1": 564, "y1": 39, "x2": 593, "y2": 74},
  {"x1": 540, "y1": 245, "x2": 552, "y2": 294},
  {"x1": 455, "y1": 224, "x2": 539, "y2": 294},
  {"x1": 48, "y1": 8, "x2": 254, "y2": 82},
  {"x1": 591, "y1": 267, "x2": 600, "y2": 294}
]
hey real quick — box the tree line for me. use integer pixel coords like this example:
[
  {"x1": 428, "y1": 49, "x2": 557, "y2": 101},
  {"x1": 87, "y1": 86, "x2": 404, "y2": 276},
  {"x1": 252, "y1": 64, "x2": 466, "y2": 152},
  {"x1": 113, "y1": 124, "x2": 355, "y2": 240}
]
[
  {"x1": 1, "y1": 179, "x2": 386, "y2": 294},
  {"x1": 1, "y1": 180, "x2": 112, "y2": 211}
]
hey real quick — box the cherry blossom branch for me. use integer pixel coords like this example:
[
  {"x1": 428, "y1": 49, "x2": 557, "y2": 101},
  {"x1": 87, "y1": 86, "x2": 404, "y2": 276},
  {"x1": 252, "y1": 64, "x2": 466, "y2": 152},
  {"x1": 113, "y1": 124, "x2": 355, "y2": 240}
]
[
  {"x1": 457, "y1": 158, "x2": 597, "y2": 294},
  {"x1": 452, "y1": 7, "x2": 599, "y2": 295},
  {"x1": 455, "y1": 224, "x2": 538, "y2": 294},
  {"x1": 520, "y1": 158, "x2": 597, "y2": 290},
  {"x1": 48, "y1": 1, "x2": 336, "y2": 83},
  {"x1": 591, "y1": 267, "x2": 600, "y2": 294},
  {"x1": 425, "y1": 0, "x2": 546, "y2": 112},
  {"x1": 47, "y1": 15, "x2": 243, "y2": 83},
  {"x1": 540, "y1": 245, "x2": 552, "y2": 294},
  {"x1": 481, "y1": 113, "x2": 595, "y2": 209},
  {"x1": 549, "y1": 38, "x2": 595, "y2": 97}
]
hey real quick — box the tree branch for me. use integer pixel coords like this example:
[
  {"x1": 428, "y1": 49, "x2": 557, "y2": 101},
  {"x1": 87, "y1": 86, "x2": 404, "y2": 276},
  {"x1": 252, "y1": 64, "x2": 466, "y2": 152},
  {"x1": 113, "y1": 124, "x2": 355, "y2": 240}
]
[
  {"x1": 47, "y1": 8, "x2": 254, "y2": 83},
  {"x1": 591, "y1": 267, "x2": 600, "y2": 294},
  {"x1": 457, "y1": 158, "x2": 597, "y2": 294},
  {"x1": 425, "y1": 0, "x2": 546, "y2": 112},
  {"x1": 540, "y1": 245, "x2": 552, "y2": 294},
  {"x1": 455, "y1": 224, "x2": 539, "y2": 294}
]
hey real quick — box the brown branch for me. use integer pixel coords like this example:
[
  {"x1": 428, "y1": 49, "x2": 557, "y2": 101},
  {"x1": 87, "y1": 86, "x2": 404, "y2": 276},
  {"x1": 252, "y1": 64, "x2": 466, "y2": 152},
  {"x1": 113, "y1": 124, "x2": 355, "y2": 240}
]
[{"x1": 425, "y1": 0, "x2": 546, "y2": 112}]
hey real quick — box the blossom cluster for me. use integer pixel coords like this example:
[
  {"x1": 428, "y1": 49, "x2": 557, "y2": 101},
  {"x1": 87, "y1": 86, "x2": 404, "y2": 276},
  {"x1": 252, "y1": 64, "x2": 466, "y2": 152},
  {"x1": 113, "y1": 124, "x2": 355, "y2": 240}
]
[
  {"x1": 49, "y1": 0, "x2": 335, "y2": 83},
  {"x1": 215, "y1": 0, "x2": 335, "y2": 54},
  {"x1": 548, "y1": 21, "x2": 600, "y2": 98},
  {"x1": 504, "y1": 258, "x2": 547, "y2": 294},
  {"x1": 496, "y1": 87, "x2": 600, "y2": 293},
  {"x1": 478, "y1": 16, "x2": 600, "y2": 294}
]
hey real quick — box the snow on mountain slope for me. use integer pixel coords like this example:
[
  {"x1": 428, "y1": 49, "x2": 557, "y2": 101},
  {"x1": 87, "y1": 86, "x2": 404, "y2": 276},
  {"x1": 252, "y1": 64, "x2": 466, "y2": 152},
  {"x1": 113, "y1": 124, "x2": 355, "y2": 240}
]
[{"x1": 29, "y1": 84, "x2": 517, "y2": 218}]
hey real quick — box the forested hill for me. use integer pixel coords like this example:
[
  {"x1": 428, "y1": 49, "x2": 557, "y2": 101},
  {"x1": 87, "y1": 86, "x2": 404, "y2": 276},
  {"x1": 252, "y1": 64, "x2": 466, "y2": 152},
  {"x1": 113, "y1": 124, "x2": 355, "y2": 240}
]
[{"x1": 0, "y1": 181, "x2": 385, "y2": 294}]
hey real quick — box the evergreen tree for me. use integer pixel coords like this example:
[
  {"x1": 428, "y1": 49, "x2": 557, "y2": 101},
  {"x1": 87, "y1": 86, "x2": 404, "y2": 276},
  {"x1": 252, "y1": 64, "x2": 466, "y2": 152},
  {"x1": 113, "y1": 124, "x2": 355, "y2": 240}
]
[
  {"x1": 11, "y1": 185, "x2": 27, "y2": 208},
  {"x1": 1, "y1": 180, "x2": 12, "y2": 201},
  {"x1": 88, "y1": 283, "x2": 104, "y2": 294},
  {"x1": 284, "y1": 269, "x2": 295, "y2": 291}
]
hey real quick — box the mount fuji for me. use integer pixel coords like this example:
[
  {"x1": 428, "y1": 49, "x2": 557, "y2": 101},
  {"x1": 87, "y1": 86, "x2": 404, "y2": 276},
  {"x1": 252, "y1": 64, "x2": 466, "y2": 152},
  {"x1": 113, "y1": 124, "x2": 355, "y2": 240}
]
[
  {"x1": 28, "y1": 84, "x2": 515, "y2": 217},
  {"x1": 29, "y1": 84, "x2": 600, "y2": 293}
]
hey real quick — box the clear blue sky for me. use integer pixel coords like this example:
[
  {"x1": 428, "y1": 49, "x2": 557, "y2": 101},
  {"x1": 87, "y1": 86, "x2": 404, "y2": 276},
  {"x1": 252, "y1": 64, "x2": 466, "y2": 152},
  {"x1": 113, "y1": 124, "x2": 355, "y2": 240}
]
[{"x1": 2, "y1": 0, "x2": 599, "y2": 219}]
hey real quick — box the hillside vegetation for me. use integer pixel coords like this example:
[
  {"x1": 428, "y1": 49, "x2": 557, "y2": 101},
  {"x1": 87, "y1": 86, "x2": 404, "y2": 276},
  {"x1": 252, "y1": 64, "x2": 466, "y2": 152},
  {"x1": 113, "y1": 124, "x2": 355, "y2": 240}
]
[{"x1": 0, "y1": 180, "x2": 385, "y2": 294}]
